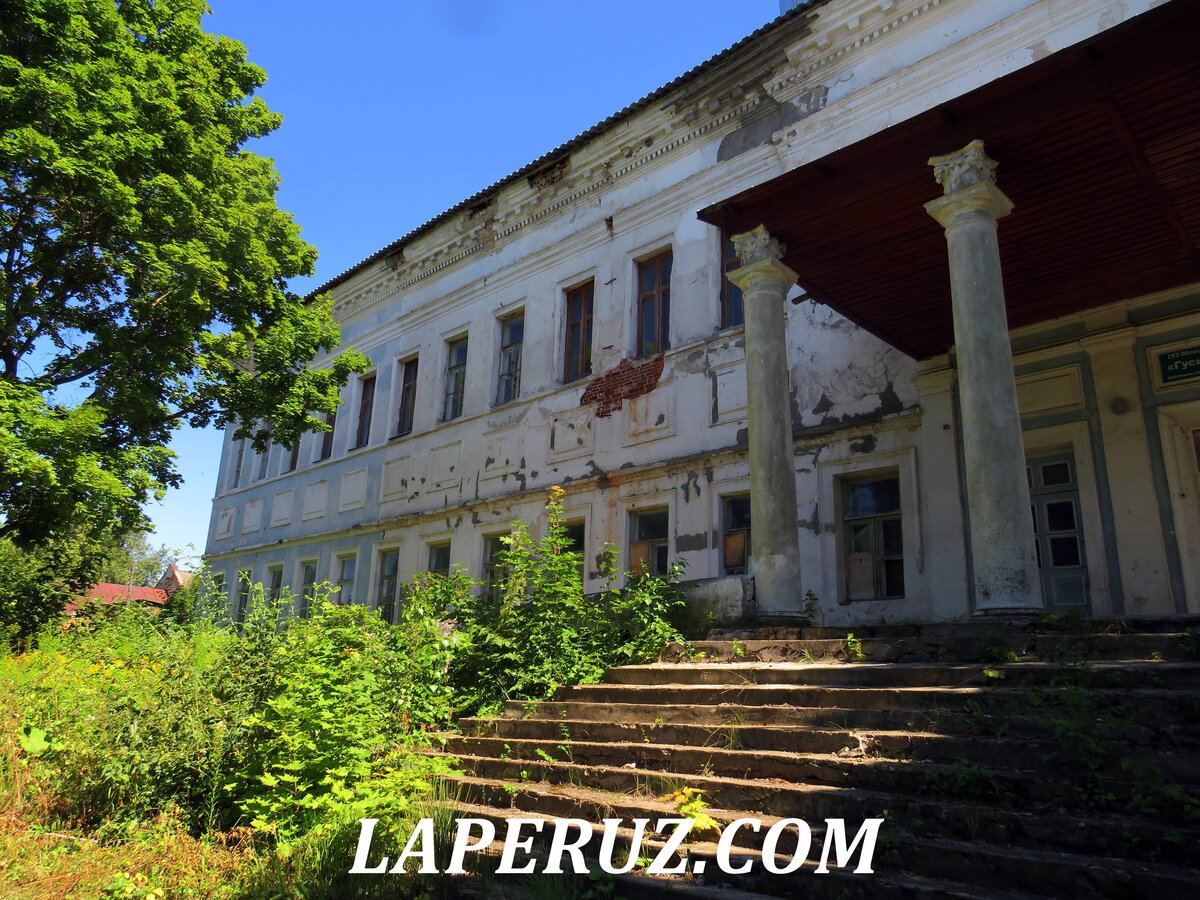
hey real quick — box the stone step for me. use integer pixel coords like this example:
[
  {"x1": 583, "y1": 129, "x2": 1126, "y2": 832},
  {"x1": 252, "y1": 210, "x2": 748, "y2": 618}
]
[
  {"x1": 441, "y1": 734, "x2": 1198, "y2": 815},
  {"x1": 458, "y1": 716, "x2": 1200, "y2": 771},
  {"x1": 496, "y1": 701, "x2": 1200, "y2": 748},
  {"x1": 542, "y1": 683, "x2": 1200, "y2": 716},
  {"x1": 665, "y1": 632, "x2": 1197, "y2": 664},
  {"x1": 439, "y1": 789, "x2": 1195, "y2": 899},
  {"x1": 443, "y1": 797, "x2": 1045, "y2": 900},
  {"x1": 440, "y1": 765, "x2": 1200, "y2": 867},
  {"x1": 601, "y1": 661, "x2": 1200, "y2": 689},
  {"x1": 706, "y1": 618, "x2": 1200, "y2": 640}
]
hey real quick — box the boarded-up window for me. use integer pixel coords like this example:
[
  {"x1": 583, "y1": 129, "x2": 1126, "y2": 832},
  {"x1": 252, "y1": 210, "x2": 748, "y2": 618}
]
[{"x1": 723, "y1": 495, "x2": 751, "y2": 575}]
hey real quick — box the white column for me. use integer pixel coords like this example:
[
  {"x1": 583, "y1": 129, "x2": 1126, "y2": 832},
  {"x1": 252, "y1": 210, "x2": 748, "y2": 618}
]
[
  {"x1": 925, "y1": 140, "x2": 1043, "y2": 613},
  {"x1": 727, "y1": 226, "x2": 803, "y2": 615}
]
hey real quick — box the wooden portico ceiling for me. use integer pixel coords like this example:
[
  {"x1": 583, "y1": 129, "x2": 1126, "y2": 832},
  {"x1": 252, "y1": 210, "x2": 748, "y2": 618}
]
[{"x1": 699, "y1": 1, "x2": 1200, "y2": 360}]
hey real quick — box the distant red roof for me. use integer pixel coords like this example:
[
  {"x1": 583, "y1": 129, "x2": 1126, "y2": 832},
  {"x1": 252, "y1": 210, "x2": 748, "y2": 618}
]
[{"x1": 64, "y1": 583, "x2": 168, "y2": 615}]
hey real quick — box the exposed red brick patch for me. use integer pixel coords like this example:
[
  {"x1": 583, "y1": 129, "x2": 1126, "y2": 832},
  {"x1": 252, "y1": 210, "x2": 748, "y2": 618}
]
[{"x1": 580, "y1": 355, "x2": 665, "y2": 417}]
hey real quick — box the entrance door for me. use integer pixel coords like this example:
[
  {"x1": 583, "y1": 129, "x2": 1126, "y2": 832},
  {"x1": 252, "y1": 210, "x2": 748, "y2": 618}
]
[
  {"x1": 1160, "y1": 407, "x2": 1200, "y2": 611},
  {"x1": 1027, "y1": 453, "x2": 1090, "y2": 612}
]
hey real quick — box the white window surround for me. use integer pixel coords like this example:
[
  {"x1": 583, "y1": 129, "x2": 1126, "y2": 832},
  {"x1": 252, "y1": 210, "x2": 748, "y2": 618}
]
[
  {"x1": 1020, "y1": 421, "x2": 1113, "y2": 616},
  {"x1": 817, "y1": 447, "x2": 922, "y2": 607}
]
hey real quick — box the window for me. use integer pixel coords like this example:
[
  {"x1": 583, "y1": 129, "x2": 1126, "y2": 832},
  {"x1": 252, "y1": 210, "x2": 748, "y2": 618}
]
[
  {"x1": 722, "y1": 495, "x2": 751, "y2": 575},
  {"x1": 564, "y1": 281, "x2": 594, "y2": 382},
  {"x1": 481, "y1": 534, "x2": 508, "y2": 606},
  {"x1": 495, "y1": 313, "x2": 523, "y2": 405},
  {"x1": 720, "y1": 233, "x2": 744, "y2": 329},
  {"x1": 395, "y1": 357, "x2": 419, "y2": 437},
  {"x1": 630, "y1": 509, "x2": 670, "y2": 577},
  {"x1": 428, "y1": 542, "x2": 452, "y2": 576},
  {"x1": 234, "y1": 570, "x2": 251, "y2": 623},
  {"x1": 636, "y1": 250, "x2": 672, "y2": 357},
  {"x1": 285, "y1": 439, "x2": 301, "y2": 473},
  {"x1": 444, "y1": 337, "x2": 468, "y2": 421},
  {"x1": 211, "y1": 573, "x2": 226, "y2": 607},
  {"x1": 256, "y1": 444, "x2": 270, "y2": 481},
  {"x1": 336, "y1": 555, "x2": 357, "y2": 603},
  {"x1": 564, "y1": 520, "x2": 586, "y2": 581},
  {"x1": 266, "y1": 566, "x2": 284, "y2": 602},
  {"x1": 353, "y1": 374, "x2": 376, "y2": 449},
  {"x1": 375, "y1": 549, "x2": 401, "y2": 624},
  {"x1": 843, "y1": 475, "x2": 904, "y2": 601},
  {"x1": 297, "y1": 561, "x2": 317, "y2": 618},
  {"x1": 231, "y1": 438, "x2": 247, "y2": 489},
  {"x1": 316, "y1": 410, "x2": 336, "y2": 462}
]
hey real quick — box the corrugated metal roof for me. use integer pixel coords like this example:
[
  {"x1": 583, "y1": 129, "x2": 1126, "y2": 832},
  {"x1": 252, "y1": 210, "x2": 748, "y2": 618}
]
[{"x1": 309, "y1": 0, "x2": 828, "y2": 299}]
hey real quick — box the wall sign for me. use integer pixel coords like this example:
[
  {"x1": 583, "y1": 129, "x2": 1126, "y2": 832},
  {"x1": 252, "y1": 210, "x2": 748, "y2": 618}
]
[{"x1": 1158, "y1": 345, "x2": 1200, "y2": 386}]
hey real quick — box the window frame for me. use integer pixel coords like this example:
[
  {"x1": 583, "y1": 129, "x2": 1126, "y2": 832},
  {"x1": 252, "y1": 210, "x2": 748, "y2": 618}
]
[
  {"x1": 394, "y1": 355, "x2": 420, "y2": 437},
  {"x1": 316, "y1": 410, "x2": 337, "y2": 462},
  {"x1": 296, "y1": 559, "x2": 318, "y2": 618},
  {"x1": 563, "y1": 280, "x2": 595, "y2": 383},
  {"x1": 374, "y1": 547, "x2": 402, "y2": 624},
  {"x1": 266, "y1": 565, "x2": 284, "y2": 603},
  {"x1": 495, "y1": 312, "x2": 524, "y2": 406},
  {"x1": 480, "y1": 533, "x2": 509, "y2": 607},
  {"x1": 721, "y1": 494, "x2": 752, "y2": 576},
  {"x1": 335, "y1": 553, "x2": 358, "y2": 604},
  {"x1": 444, "y1": 336, "x2": 469, "y2": 422},
  {"x1": 234, "y1": 569, "x2": 251, "y2": 623},
  {"x1": 841, "y1": 473, "x2": 905, "y2": 602},
  {"x1": 427, "y1": 541, "x2": 452, "y2": 576},
  {"x1": 635, "y1": 249, "x2": 672, "y2": 358},
  {"x1": 720, "y1": 232, "x2": 745, "y2": 330},
  {"x1": 353, "y1": 373, "x2": 376, "y2": 449},
  {"x1": 629, "y1": 507, "x2": 671, "y2": 578},
  {"x1": 230, "y1": 438, "x2": 247, "y2": 490}
]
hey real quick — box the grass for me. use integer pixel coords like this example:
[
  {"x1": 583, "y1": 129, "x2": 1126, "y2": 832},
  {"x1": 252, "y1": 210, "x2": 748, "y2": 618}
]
[{"x1": 0, "y1": 814, "x2": 251, "y2": 900}]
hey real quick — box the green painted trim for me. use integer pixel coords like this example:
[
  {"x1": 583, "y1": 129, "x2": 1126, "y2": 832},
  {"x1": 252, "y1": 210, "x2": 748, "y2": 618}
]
[
  {"x1": 1135, "y1": 324, "x2": 1200, "y2": 614},
  {"x1": 1013, "y1": 352, "x2": 1123, "y2": 615},
  {"x1": 1010, "y1": 321, "x2": 1087, "y2": 355},
  {"x1": 1127, "y1": 292, "x2": 1200, "y2": 327}
]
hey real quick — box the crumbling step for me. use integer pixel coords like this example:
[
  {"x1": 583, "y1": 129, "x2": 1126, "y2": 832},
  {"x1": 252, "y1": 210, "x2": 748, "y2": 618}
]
[
  {"x1": 546, "y1": 683, "x2": 1200, "y2": 715},
  {"x1": 706, "y1": 618, "x2": 1200, "y2": 640},
  {"x1": 438, "y1": 792, "x2": 1194, "y2": 899},
  {"x1": 458, "y1": 717, "x2": 1200, "y2": 769},
  {"x1": 441, "y1": 798, "x2": 1045, "y2": 900},
  {"x1": 441, "y1": 735, "x2": 1197, "y2": 811},
  {"x1": 437, "y1": 757, "x2": 1200, "y2": 863},
  {"x1": 602, "y1": 661, "x2": 1200, "y2": 689},
  {"x1": 664, "y1": 633, "x2": 1198, "y2": 664},
  {"x1": 493, "y1": 702, "x2": 1200, "y2": 749}
]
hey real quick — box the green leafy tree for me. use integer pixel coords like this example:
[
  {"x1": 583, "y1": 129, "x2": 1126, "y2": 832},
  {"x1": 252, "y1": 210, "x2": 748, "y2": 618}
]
[
  {"x1": 0, "y1": 0, "x2": 367, "y2": 547},
  {"x1": 94, "y1": 528, "x2": 177, "y2": 587}
]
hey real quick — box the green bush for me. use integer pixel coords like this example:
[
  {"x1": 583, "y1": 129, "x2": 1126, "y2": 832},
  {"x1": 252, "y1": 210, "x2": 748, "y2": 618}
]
[{"x1": 442, "y1": 485, "x2": 685, "y2": 717}]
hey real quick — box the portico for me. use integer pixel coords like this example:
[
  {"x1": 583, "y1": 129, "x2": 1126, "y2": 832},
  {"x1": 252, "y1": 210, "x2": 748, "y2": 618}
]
[{"x1": 704, "y1": 0, "x2": 1200, "y2": 617}]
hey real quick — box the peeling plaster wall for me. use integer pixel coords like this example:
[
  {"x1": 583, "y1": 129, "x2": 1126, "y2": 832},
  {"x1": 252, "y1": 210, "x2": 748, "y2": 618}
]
[{"x1": 204, "y1": 0, "x2": 1178, "y2": 624}]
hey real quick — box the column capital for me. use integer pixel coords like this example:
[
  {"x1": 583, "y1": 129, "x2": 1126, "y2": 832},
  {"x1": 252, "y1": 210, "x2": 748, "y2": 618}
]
[
  {"x1": 732, "y1": 224, "x2": 786, "y2": 264},
  {"x1": 926, "y1": 139, "x2": 1012, "y2": 230},
  {"x1": 929, "y1": 139, "x2": 999, "y2": 193},
  {"x1": 727, "y1": 256, "x2": 799, "y2": 293},
  {"x1": 925, "y1": 180, "x2": 1013, "y2": 230}
]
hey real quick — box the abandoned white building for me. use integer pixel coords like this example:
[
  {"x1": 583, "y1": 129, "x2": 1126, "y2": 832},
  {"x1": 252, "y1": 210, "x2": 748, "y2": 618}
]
[{"x1": 205, "y1": 0, "x2": 1200, "y2": 626}]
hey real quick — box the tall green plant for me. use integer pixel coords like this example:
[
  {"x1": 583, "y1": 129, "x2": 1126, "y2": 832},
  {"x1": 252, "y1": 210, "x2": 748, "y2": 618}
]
[{"x1": 443, "y1": 486, "x2": 685, "y2": 716}]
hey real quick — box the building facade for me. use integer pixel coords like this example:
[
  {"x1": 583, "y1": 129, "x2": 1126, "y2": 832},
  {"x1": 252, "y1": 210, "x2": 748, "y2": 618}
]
[{"x1": 206, "y1": 0, "x2": 1200, "y2": 626}]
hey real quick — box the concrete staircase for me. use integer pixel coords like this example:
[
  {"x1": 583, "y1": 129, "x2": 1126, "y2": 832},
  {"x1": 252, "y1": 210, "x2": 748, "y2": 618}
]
[{"x1": 432, "y1": 622, "x2": 1200, "y2": 898}]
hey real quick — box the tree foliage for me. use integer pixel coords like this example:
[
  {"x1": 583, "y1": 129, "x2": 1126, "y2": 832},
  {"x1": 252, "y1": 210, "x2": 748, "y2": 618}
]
[{"x1": 0, "y1": 0, "x2": 367, "y2": 545}]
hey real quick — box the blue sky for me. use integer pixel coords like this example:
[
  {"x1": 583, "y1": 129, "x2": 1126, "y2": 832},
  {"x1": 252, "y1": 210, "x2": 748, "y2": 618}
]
[{"x1": 153, "y1": 0, "x2": 782, "y2": 564}]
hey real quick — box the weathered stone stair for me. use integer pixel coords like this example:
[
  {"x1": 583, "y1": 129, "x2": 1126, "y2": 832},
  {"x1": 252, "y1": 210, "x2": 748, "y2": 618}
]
[{"x1": 430, "y1": 622, "x2": 1200, "y2": 898}]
